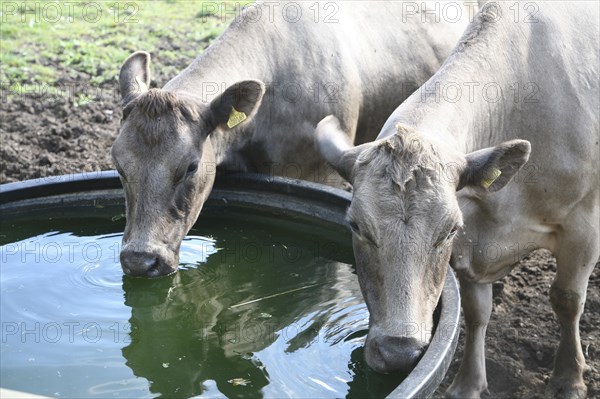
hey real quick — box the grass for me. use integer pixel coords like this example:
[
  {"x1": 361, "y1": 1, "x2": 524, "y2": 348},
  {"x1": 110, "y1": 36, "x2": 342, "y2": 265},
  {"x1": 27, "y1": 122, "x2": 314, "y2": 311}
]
[{"x1": 0, "y1": 0, "x2": 247, "y2": 88}]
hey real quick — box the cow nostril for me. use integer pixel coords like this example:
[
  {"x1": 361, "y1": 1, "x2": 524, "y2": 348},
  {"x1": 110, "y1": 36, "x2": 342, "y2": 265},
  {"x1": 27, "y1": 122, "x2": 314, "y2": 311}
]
[
  {"x1": 142, "y1": 257, "x2": 158, "y2": 270},
  {"x1": 143, "y1": 257, "x2": 161, "y2": 277},
  {"x1": 405, "y1": 346, "x2": 424, "y2": 367},
  {"x1": 146, "y1": 264, "x2": 161, "y2": 278}
]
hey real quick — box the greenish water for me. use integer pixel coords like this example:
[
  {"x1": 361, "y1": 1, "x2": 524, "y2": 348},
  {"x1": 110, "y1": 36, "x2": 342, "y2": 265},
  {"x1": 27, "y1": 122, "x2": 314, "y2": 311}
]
[{"x1": 1, "y1": 206, "x2": 405, "y2": 398}]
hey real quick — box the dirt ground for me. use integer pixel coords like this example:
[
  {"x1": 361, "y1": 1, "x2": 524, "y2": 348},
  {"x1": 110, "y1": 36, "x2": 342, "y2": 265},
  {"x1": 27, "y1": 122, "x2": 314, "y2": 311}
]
[{"x1": 1, "y1": 48, "x2": 598, "y2": 399}]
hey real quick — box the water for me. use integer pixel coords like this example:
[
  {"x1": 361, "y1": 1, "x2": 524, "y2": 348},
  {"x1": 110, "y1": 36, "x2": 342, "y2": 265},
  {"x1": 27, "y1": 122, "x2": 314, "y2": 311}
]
[{"x1": 1, "y1": 205, "x2": 405, "y2": 398}]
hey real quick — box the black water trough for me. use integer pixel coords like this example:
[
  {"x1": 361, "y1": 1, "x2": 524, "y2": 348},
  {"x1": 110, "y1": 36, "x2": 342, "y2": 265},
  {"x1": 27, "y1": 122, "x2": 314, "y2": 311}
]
[{"x1": 0, "y1": 172, "x2": 460, "y2": 398}]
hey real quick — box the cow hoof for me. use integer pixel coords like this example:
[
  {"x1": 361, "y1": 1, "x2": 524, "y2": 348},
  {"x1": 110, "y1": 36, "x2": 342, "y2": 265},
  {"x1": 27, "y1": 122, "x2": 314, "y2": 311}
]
[{"x1": 545, "y1": 377, "x2": 587, "y2": 399}]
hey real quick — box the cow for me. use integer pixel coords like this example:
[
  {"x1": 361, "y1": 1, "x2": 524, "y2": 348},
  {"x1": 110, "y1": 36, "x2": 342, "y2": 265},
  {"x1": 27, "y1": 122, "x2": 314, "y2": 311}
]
[
  {"x1": 111, "y1": 1, "x2": 475, "y2": 277},
  {"x1": 315, "y1": 2, "x2": 599, "y2": 398}
]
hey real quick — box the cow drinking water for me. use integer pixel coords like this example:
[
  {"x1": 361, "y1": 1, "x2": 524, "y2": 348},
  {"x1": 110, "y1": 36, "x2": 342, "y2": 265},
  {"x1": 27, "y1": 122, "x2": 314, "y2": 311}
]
[
  {"x1": 111, "y1": 1, "x2": 474, "y2": 277},
  {"x1": 316, "y1": 2, "x2": 598, "y2": 398}
]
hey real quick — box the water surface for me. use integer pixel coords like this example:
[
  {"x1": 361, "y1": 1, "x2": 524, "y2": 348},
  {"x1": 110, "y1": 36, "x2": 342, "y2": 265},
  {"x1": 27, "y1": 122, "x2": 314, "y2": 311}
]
[{"x1": 1, "y1": 206, "x2": 405, "y2": 398}]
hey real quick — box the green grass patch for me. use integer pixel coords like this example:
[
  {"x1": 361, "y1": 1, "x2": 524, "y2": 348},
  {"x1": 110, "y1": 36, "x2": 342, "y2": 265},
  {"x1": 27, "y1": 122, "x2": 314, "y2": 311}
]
[{"x1": 1, "y1": 0, "x2": 249, "y2": 87}]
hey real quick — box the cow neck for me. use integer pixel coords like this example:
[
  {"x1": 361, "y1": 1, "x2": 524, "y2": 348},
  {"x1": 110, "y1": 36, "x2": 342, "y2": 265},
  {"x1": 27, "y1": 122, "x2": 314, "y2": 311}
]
[
  {"x1": 162, "y1": 38, "x2": 264, "y2": 103},
  {"x1": 380, "y1": 13, "x2": 519, "y2": 154}
]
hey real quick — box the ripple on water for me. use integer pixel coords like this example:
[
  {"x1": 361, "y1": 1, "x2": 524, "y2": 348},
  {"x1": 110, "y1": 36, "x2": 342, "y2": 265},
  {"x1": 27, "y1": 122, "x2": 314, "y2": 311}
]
[
  {"x1": 251, "y1": 266, "x2": 370, "y2": 398},
  {"x1": 65, "y1": 234, "x2": 219, "y2": 291},
  {"x1": 1, "y1": 231, "x2": 127, "y2": 326},
  {"x1": 177, "y1": 235, "x2": 222, "y2": 286},
  {"x1": 69, "y1": 261, "x2": 124, "y2": 291},
  {"x1": 180, "y1": 235, "x2": 218, "y2": 265},
  {"x1": 66, "y1": 233, "x2": 126, "y2": 292},
  {"x1": 254, "y1": 313, "x2": 366, "y2": 397}
]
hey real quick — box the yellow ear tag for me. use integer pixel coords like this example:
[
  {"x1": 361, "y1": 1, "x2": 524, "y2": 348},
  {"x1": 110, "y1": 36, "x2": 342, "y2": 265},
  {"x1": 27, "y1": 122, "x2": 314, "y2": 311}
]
[
  {"x1": 481, "y1": 168, "x2": 502, "y2": 189},
  {"x1": 227, "y1": 107, "x2": 247, "y2": 128}
]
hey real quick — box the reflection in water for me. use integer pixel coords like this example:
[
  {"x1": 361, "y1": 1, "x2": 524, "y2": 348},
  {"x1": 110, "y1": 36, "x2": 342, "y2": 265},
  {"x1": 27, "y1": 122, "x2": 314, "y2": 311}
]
[
  {"x1": 121, "y1": 223, "x2": 374, "y2": 398},
  {"x1": 1, "y1": 210, "x2": 405, "y2": 398}
]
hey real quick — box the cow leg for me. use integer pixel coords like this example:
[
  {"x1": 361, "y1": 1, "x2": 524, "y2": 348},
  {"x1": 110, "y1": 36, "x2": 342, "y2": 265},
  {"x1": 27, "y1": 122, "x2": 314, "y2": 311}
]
[
  {"x1": 546, "y1": 227, "x2": 599, "y2": 399},
  {"x1": 446, "y1": 279, "x2": 492, "y2": 399}
]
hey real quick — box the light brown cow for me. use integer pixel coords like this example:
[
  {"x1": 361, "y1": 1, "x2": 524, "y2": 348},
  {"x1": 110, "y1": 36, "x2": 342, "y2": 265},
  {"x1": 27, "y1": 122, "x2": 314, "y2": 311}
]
[{"x1": 317, "y1": 2, "x2": 599, "y2": 398}]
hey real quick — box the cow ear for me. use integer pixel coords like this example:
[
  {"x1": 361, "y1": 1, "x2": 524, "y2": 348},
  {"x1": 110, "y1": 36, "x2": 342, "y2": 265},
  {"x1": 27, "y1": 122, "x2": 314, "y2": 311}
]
[
  {"x1": 316, "y1": 115, "x2": 368, "y2": 184},
  {"x1": 208, "y1": 80, "x2": 265, "y2": 131},
  {"x1": 119, "y1": 51, "x2": 151, "y2": 107},
  {"x1": 458, "y1": 139, "x2": 531, "y2": 192}
]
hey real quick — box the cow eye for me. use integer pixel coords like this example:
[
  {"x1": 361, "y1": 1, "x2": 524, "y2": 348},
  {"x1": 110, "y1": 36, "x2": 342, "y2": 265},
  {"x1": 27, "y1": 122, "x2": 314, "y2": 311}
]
[
  {"x1": 186, "y1": 161, "x2": 199, "y2": 176},
  {"x1": 447, "y1": 225, "x2": 460, "y2": 240}
]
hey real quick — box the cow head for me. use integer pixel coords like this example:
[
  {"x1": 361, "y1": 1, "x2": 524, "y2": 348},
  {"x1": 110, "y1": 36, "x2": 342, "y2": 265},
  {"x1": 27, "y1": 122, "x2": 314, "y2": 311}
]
[
  {"x1": 112, "y1": 52, "x2": 265, "y2": 277},
  {"x1": 316, "y1": 115, "x2": 530, "y2": 373}
]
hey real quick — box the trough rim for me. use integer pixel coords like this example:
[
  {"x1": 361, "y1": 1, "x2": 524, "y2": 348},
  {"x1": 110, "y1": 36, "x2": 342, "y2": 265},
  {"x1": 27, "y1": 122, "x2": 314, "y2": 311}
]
[{"x1": 0, "y1": 171, "x2": 460, "y2": 399}]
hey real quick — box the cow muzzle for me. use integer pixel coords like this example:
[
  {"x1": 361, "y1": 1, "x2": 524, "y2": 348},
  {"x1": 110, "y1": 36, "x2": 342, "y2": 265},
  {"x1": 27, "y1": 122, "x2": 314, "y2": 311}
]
[
  {"x1": 365, "y1": 335, "x2": 427, "y2": 374},
  {"x1": 120, "y1": 242, "x2": 177, "y2": 277}
]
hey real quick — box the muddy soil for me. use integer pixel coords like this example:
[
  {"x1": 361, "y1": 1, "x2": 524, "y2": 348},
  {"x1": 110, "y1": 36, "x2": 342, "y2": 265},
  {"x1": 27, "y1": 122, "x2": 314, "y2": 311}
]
[
  {"x1": 434, "y1": 250, "x2": 599, "y2": 399},
  {"x1": 1, "y1": 45, "x2": 598, "y2": 399}
]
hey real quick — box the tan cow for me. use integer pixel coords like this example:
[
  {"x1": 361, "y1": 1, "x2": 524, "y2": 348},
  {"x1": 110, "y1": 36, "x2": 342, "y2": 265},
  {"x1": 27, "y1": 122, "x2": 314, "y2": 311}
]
[{"x1": 317, "y1": 2, "x2": 599, "y2": 398}]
